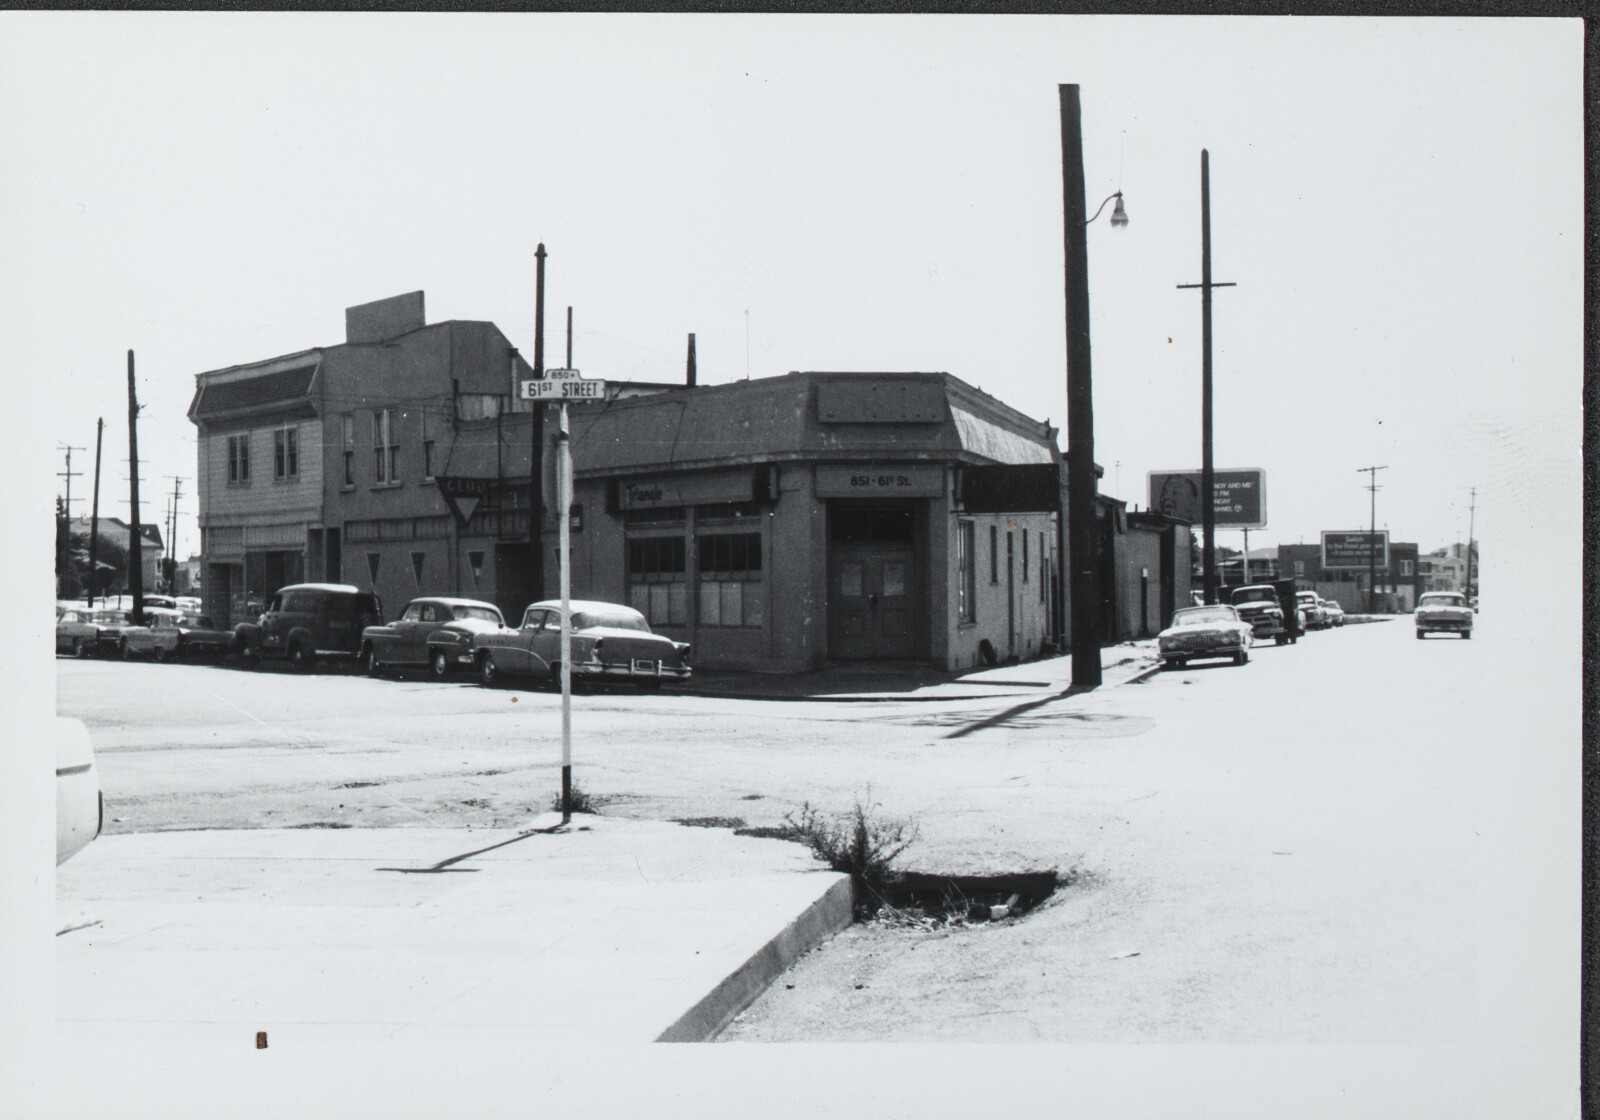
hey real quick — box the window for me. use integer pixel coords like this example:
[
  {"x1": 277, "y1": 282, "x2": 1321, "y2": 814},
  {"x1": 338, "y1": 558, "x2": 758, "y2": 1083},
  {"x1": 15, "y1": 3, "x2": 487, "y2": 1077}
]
[
  {"x1": 989, "y1": 524, "x2": 998, "y2": 584},
  {"x1": 627, "y1": 535, "x2": 688, "y2": 626},
  {"x1": 1022, "y1": 530, "x2": 1029, "y2": 582},
  {"x1": 402, "y1": 602, "x2": 423, "y2": 622},
  {"x1": 274, "y1": 427, "x2": 298, "y2": 479},
  {"x1": 697, "y1": 532, "x2": 764, "y2": 628},
  {"x1": 1399, "y1": 559, "x2": 1414, "y2": 577},
  {"x1": 1294, "y1": 560, "x2": 1305, "y2": 575},
  {"x1": 957, "y1": 520, "x2": 976, "y2": 623},
  {"x1": 422, "y1": 412, "x2": 435, "y2": 481},
  {"x1": 227, "y1": 434, "x2": 250, "y2": 484},
  {"x1": 373, "y1": 408, "x2": 399, "y2": 485},
  {"x1": 341, "y1": 414, "x2": 355, "y2": 487},
  {"x1": 1039, "y1": 532, "x2": 1046, "y2": 602}
]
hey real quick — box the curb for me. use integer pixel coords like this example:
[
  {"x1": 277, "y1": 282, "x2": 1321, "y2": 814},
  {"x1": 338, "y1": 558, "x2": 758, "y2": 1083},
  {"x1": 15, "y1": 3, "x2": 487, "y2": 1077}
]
[{"x1": 656, "y1": 874, "x2": 854, "y2": 1042}]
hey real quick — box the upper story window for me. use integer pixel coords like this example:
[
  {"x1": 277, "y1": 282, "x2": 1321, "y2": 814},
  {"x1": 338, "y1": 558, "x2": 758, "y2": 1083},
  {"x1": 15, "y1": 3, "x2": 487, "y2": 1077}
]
[
  {"x1": 373, "y1": 408, "x2": 399, "y2": 485},
  {"x1": 274, "y1": 427, "x2": 299, "y2": 480},
  {"x1": 422, "y1": 412, "x2": 436, "y2": 481},
  {"x1": 1294, "y1": 560, "x2": 1305, "y2": 575},
  {"x1": 1399, "y1": 559, "x2": 1414, "y2": 577},
  {"x1": 957, "y1": 520, "x2": 976, "y2": 623},
  {"x1": 989, "y1": 524, "x2": 998, "y2": 585},
  {"x1": 341, "y1": 414, "x2": 355, "y2": 488},
  {"x1": 227, "y1": 434, "x2": 250, "y2": 484}
]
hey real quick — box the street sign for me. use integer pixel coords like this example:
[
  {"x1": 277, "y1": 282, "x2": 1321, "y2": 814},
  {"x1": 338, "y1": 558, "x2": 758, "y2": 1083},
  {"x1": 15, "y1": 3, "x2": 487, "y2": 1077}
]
[
  {"x1": 520, "y1": 368, "x2": 608, "y2": 401},
  {"x1": 1321, "y1": 531, "x2": 1388, "y2": 570},
  {"x1": 1147, "y1": 468, "x2": 1266, "y2": 529}
]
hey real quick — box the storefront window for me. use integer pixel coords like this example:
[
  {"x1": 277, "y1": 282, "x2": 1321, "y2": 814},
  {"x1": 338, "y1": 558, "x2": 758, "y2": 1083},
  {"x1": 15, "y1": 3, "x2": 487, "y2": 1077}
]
[
  {"x1": 627, "y1": 535, "x2": 687, "y2": 626},
  {"x1": 957, "y1": 520, "x2": 976, "y2": 623},
  {"x1": 697, "y1": 532, "x2": 763, "y2": 628}
]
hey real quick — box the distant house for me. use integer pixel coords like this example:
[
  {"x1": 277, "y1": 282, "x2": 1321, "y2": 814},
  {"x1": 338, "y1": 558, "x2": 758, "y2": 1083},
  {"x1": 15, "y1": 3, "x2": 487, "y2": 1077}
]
[{"x1": 65, "y1": 516, "x2": 163, "y2": 593}]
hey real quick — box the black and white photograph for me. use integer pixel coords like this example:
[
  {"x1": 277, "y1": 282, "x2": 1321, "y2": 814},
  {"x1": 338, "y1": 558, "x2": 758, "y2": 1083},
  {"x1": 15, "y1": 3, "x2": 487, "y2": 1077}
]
[{"x1": 3, "y1": 11, "x2": 1584, "y2": 1119}]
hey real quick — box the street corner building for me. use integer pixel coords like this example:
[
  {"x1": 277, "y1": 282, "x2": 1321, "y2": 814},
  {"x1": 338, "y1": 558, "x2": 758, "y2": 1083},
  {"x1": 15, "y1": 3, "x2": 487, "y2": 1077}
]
[{"x1": 188, "y1": 291, "x2": 1191, "y2": 674}]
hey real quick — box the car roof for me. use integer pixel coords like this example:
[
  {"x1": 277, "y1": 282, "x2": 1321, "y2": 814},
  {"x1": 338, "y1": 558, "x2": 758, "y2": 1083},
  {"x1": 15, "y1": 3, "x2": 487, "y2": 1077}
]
[
  {"x1": 274, "y1": 583, "x2": 369, "y2": 595},
  {"x1": 525, "y1": 599, "x2": 642, "y2": 614},
  {"x1": 410, "y1": 597, "x2": 501, "y2": 609}
]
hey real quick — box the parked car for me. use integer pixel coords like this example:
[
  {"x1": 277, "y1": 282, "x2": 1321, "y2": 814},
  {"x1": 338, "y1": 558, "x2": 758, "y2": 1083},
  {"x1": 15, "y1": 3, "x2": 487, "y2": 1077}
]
[
  {"x1": 1296, "y1": 591, "x2": 1329, "y2": 630},
  {"x1": 1322, "y1": 599, "x2": 1346, "y2": 627},
  {"x1": 1415, "y1": 591, "x2": 1474, "y2": 639},
  {"x1": 360, "y1": 597, "x2": 506, "y2": 677},
  {"x1": 89, "y1": 609, "x2": 139, "y2": 657},
  {"x1": 472, "y1": 599, "x2": 692, "y2": 690},
  {"x1": 56, "y1": 607, "x2": 107, "y2": 658},
  {"x1": 121, "y1": 609, "x2": 234, "y2": 662},
  {"x1": 56, "y1": 717, "x2": 102, "y2": 865},
  {"x1": 1158, "y1": 604, "x2": 1254, "y2": 669},
  {"x1": 234, "y1": 583, "x2": 383, "y2": 671},
  {"x1": 1228, "y1": 585, "x2": 1291, "y2": 645}
]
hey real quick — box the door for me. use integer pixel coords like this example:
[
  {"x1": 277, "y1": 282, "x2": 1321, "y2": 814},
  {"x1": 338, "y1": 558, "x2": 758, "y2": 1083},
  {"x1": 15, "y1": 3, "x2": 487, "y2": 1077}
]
[{"x1": 828, "y1": 545, "x2": 916, "y2": 660}]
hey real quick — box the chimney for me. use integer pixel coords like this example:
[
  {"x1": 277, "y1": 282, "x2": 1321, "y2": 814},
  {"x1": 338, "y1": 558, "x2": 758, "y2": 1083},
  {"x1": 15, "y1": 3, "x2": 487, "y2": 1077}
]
[{"x1": 686, "y1": 333, "x2": 697, "y2": 387}]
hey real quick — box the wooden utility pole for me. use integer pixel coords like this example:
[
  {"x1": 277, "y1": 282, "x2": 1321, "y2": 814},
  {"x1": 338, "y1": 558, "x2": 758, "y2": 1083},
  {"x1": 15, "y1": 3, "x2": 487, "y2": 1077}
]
[
  {"x1": 1359, "y1": 465, "x2": 1388, "y2": 613},
  {"x1": 1464, "y1": 486, "x2": 1476, "y2": 599},
  {"x1": 528, "y1": 243, "x2": 547, "y2": 604},
  {"x1": 126, "y1": 351, "x2": 145, "y2": 624},
  {"x1": 1177, "y1": 150, "x2": 1237, "y2": 604},
  {"x1": 1059, "y1": 84, "x2": 1101, "y2": 689},
  {"x1": 86, "y1": 418, "x2": 103, "y2": 606}
]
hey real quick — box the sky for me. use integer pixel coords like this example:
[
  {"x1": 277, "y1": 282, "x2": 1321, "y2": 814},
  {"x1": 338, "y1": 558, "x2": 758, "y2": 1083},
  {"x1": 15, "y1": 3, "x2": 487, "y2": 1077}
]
[{"x1": 5, "y1": 13, "x2": 1582, "y2": 565}]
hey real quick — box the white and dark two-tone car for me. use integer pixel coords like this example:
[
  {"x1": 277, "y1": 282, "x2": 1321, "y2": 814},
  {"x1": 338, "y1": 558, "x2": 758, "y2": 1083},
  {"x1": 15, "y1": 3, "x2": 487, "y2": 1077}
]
[
  {"x1": 1158, "y1": 604, "x2": 1255, "y2": 669},
  {"x1": 471, "y1": 599, "x2": 691, "y2": 690},
  {"x1": 1415, "y1": 591, "x2": 1474, "y2": 639},
  {"x1": 359, "y1": 596, "x2": 506, "y2": 678}
]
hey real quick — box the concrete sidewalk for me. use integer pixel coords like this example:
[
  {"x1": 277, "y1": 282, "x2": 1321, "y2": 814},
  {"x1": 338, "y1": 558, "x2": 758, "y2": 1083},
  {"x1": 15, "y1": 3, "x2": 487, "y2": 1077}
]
[
  {"x1": 55, "y1": 816, "x2": 850, "y2": 1048},
  {"x1": 679, "y1": 640, "x2": 1161, "y2": 701}
]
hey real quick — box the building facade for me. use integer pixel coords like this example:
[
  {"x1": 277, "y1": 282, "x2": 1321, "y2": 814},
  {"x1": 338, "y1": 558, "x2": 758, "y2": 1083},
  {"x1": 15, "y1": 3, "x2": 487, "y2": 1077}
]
[{"x1": 1278, "y1": 540, "x2": 1420, "y2": 613}]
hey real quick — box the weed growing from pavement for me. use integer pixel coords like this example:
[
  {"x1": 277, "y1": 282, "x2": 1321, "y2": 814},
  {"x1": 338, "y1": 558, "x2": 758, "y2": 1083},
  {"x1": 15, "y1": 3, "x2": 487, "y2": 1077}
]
[
  {"x1": 549, "y1": 780, "x2": 599, "y2": 815},
  {"x1": 675, "y1": 816, "x2": 749, "y2": 829},
  {"x1": 780, "y1": 794, "x2": 920, "y2": 918}
]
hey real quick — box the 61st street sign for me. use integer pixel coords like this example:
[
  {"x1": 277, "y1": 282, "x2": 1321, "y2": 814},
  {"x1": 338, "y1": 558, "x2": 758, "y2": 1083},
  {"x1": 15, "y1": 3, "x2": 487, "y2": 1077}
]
[{"x1": 519, "y1": 368, "x2": 608, "y2": 401}]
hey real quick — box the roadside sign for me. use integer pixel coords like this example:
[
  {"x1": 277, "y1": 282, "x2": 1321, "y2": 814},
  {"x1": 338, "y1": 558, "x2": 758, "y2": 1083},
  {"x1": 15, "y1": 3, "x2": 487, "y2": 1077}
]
[
  {"x1": 520, "y1": 374, "x2": 608, "y2": 401},
  {"x1": 544, "y1": 368, "x2": 581, "y2": 380},
  {"x1": 1321, "y1": 531, "x2": 1388, "y2": 570},
  {"x1": 1147, "y1": 468, "x2": 1266, "y2": 529}
]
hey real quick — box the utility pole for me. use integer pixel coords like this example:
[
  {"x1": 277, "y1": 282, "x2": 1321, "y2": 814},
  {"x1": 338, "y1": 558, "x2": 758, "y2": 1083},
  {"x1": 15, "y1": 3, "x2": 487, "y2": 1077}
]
[
  {"x1": 1059, "y1": 84, "x2": 1101, "y2": 689},
  {"x1": 57, "y1": 444, "x2": 84, "y2": 597},
  {"x1": 1358, "y1": 465, "x2": 1388, "y2": 613},
  {"x1": 1177, "y1": 150, "x2": 1237, "y2": 605},
  {"x1": 57, "y1": 445, "x2": 84, "y2": 521},
  {"x1": 126, "y1": 351, "x2": 145, "y2": 624},
  {"x1": 86, "y1": 418, "x2": 103, "y2": 606},
  {"x1": 528, "y1": 243, "x2": 547, "y2": 604},
  {"x1": 163, "y1": 476, "x2": 184, "y2": 592},
  {"x1": 1464, "y1": 486, "x2": 1476, "y2": 598}
]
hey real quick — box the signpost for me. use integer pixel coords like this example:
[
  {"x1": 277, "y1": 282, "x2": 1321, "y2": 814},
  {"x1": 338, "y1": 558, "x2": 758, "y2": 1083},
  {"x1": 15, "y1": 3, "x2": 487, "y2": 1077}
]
[
  {"x1": 1147, "y1": 468, "x2": 1266, "y2": 529},
  {"x1": 517, "y1": 369, "x2": 607, "y2": 824}
]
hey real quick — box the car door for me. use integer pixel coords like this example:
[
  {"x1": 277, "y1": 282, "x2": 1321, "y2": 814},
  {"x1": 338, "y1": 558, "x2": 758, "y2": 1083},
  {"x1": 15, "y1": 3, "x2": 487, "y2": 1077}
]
[
  {"x1": 507, "y1": 609, "x2": 549, "y2": 675},
  {"x1": 527, "y1": 609, "x2": 563, "y2": 676},
  {"x1": 386, "y1": 601, "x2": 425, "y2": 663}
]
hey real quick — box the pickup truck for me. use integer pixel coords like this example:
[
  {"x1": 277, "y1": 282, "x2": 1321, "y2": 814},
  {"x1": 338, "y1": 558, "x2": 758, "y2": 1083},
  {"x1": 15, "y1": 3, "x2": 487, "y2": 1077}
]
[{"x1": 1229, "y1": 585, "x2": 1293, "y2": 645}]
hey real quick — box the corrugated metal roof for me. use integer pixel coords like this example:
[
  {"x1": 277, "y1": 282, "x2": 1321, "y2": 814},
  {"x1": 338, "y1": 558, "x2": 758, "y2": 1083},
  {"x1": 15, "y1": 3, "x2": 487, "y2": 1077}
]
[{"x1": 193, "y1": 365, "x2": 317, "y2": 418}]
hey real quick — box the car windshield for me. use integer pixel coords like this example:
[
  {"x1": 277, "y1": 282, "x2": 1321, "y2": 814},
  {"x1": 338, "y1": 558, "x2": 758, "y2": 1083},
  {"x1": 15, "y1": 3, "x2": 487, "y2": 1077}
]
[
  {"x1": 1173, "y1": 606, "x2": 1236, "y2": 626},
  {"x1": 1231, "y1": 588, "x2": 1275, "y2": 604},
  {"x1": 1420, "y1": 594, "x2": 1465, "y2": 607},
  {"x1": 454, "y1": 606, "x2": 503, "y2": 624},
  {"x1": 572, "y1": 608, "x2": 650, "y2": 632}
]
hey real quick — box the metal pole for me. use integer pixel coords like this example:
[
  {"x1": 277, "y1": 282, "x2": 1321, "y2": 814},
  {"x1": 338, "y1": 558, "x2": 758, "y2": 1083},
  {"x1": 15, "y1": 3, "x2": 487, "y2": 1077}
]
[
  {"x1": 558, "y1": 402, "x2": 573, "y2": 824},
  {"x1": 1358, "y1": 465, "x2": 1387, "y2": 612},
  {"x1": 1464, "y1": 486, "x2": 1475, "y2": 598},
  {"x1": 529, "y1": 244, "x2": 547, "y2": 603},
  {"x1": 1059, "y1": 84, "x2": 1101, "y2": 689},
  {"x1": 126, "y1": 351, "x2": 145, "y2": 624},
  {"x1": 565, "y1": 305, "x2": 573, "y2": 369},
  {"x1": 86, "y1": 418, "x2": 103, "y2": 607},
  {"x1": 1242, "y1": 526, "x2": 1249, "y2": 587}
]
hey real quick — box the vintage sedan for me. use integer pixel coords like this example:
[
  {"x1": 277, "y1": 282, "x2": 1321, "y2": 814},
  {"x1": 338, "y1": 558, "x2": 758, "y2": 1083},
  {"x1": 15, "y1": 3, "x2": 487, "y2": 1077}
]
[
  {"x1": 121, "y1": 609, "x2": 235, "y2": 662},
  {"x1": 1158, "y1": 604, "x2": 1254, "y2": 669},
  {"x1": 1296, "y1": 591, "x2": 1330, "y2": 630},
  {"x1": 472, "y1": 599, "x2": 691, "y2": 690},
  {"x1": 56, "y1": 607, "x2": 106, "y2": 658},
  {"x1": 1415, "y1": 591, "x2": 1474, "y2": 639},
  {"x1": 360, "y1": 597, "x2": 505, "y2": 677},
  {"x1": 1322, "y1": 599, "x2": 1346, "y2": 627}
]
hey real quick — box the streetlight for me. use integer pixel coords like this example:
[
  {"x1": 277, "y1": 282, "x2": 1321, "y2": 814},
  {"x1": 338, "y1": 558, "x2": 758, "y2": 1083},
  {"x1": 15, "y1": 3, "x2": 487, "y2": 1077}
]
[{"x1": 1059, "y1": 85, "x2": 1128, "y2": 690}]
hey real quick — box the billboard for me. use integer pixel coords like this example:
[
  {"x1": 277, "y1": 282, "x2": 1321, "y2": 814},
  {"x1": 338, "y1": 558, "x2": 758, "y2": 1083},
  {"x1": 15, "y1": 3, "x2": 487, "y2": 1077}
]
[
  {"x1": 1146, "y1": 468, "x2": 1266, "y2": 529},
  {"x1": 1321, "y1": 531, "x2": 1389, "y2": 570}
]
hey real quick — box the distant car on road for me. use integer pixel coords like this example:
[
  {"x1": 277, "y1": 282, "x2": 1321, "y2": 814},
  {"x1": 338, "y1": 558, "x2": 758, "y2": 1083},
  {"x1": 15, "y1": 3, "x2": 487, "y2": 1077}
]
[
  {"x1": 1296, "y1": 591, "x2": 1330, "y2": 630},
  {"x1": 360, "y1": 597, "x2": 506, "y2": 678},
  {"x1": 1229, "y1": 585, "x2": 1290, "y2": 645},
  {"x1": 234, "y1": 583, "x2": 383, "y2": 671},
  {"x1": 1158, "y1": 604, "x2": 1254, "y2": 669},
  {"x1": 1415, "y1": 591, "x2": 1474, "y2": 639},
  {"x1": 56, "y1": 607, "x2": 107, "y2": 658},
  {"x1": 472, "y1": 599, "x2": 692, "y2": 690},
  {"x1": 1322, "y1": 599, "x2": 1346, "y2": 627},
  {"x1": 121, "y1": 609, "x2": 234, "y2": 662}
]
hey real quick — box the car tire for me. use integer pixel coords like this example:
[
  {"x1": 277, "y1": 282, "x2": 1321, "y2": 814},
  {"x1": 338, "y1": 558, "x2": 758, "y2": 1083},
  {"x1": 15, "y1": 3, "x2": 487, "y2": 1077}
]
[
  {"x1": 1462, "y1": 632, "x2": 1471, "y2": 640},
  {"x1": 1416, "y1": 631, "x2": 1425, "y2": 640},
  {"x1": 1275, "y1": 635, "x2": 1287, "y2": 646},
  {"x1": 72, "y1": 638, "x2": 88, "y2": 659},
  {"x1": 1234, "y1": 650, "x2": 1248, "y2": 665},
  {"x1": 364, "y1": 645, "x2": 382, "y2": 678},
  {"x1": 236, "y1": 638, "x2": 260, "y2": 668},
  {"x1": 431, "y1": 650, "x2": 450, "y2": 679},
  {"x1": 479, "y1": 653, "x2": 500, "y2": 687},
  {"x1": 288, "y1": 642, "x2": 315, "y2": 673},
  {"x1": 154, "y1": 645, "x2": 169, "y2": 664},
  {"x1": 119, "y1": 640, "x2": 132, "y2": 660}
]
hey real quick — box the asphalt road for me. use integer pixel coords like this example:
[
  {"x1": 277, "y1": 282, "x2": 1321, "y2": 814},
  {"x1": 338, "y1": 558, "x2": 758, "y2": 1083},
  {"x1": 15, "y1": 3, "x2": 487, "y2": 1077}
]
[{"x1": 54, "y1": 611, "x2": 1574, "y2": 1111}]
